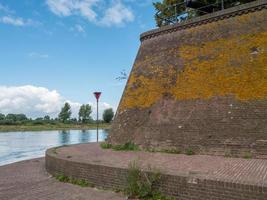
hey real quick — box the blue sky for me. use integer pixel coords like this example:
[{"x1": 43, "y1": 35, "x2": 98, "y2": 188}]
[{"x1": 0, "y1": 0, "x2": 156, "y2": 118}]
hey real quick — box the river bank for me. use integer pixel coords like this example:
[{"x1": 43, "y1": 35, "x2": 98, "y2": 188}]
[{"x1": 0, "y1": 123, "x2": 111, "y2": 132}]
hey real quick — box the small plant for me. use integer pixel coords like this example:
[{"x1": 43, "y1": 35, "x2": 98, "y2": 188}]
[
  {"x1": 161, "y1": 148, "x2": 181, "y2": 154},
  {"x1": 100, "y1": 142, "x2": 112, "y2": 149},
  {"x1": 123, "y1": 142, "x2": 139, "y2": 151},
  {"x1": 125, "y1": 161, "x2": 174, "y2": 200},
  {"x1": 185, "y1": 148, "x2": 194, "y2": 155},
  {"x1": 224, "y1": 150, "x2": 232, "y2": 157},
  {"x1": 243, "y1": 152, "x2": 252, "y2": 159},
  {"x1": 55, "y1": 175, "x2": 94, "y2": 187}
]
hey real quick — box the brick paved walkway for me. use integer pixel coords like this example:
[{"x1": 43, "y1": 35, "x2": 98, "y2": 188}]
[
  {"x1": 0, "y1": 158, "x2": 125, "y2": 200},
  {"x1": 56, "y1": 143, "x2": 267, "y2": 187}
]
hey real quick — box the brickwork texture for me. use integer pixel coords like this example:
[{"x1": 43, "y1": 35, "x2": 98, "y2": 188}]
[
  {"x1": 45, "y1": 145, "x2": 267, "y2": 200},
  {"x1": 108, "y1": 0, "x2": 267, "y2": 158}
]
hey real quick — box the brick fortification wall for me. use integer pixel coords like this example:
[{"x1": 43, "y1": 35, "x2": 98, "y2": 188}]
[{"x1": 108, "y1": 0, "x2": 267, "y2": 158}]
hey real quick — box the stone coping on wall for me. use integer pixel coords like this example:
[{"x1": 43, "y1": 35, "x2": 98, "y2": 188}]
[
  {"x1": 140, "y1": 0, "x2": 267, "y2": 42},
  {"x1": 46, "y1": 143, "x2": 267, "y2": 200}
]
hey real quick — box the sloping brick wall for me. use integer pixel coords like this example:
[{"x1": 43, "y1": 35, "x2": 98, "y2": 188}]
[{"x1": 108, "y1": 0, "x2": 267, "y2": 158}]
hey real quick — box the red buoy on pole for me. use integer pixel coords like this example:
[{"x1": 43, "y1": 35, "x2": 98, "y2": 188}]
[{"x1": 94, "y1": 92, "x2": 101, "y2": 142}]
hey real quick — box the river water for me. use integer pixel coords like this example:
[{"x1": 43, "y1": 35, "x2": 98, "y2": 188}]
[{"x1": 0, "y1": 129, "x2": 108, "y2": 166}]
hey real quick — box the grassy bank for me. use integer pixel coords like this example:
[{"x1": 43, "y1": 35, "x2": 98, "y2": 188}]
[{"x1": 0, "y1": 123, "x2": 111, "y2": 132}]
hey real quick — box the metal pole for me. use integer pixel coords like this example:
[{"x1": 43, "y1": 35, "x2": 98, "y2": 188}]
[
  {"x1": 175, "y1": 4, "x2": 178, "y2": 22},
  {"x1": 96, "y1": 98, "x2": 99, "y2": 142}
]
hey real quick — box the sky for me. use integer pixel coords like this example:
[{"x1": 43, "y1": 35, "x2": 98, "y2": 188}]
[{"x1": 0, "y1": 0, "x2": 157, "y2": 119}]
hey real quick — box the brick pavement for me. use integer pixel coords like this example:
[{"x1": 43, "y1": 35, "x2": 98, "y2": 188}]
[
  {"x1": 0, "y1": 158, "x2": 125, "y2": 200},
  {"x1": 55, "y1": 143, "x2": 267, "y2": 187}
]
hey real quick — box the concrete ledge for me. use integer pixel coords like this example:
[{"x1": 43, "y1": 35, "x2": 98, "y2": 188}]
[
  {"x1": 46, "y1": 143, "x2": 267, "y2": 200},
  {"x1": 140, "y1": 0, "x2": 267, "y2": 42}
]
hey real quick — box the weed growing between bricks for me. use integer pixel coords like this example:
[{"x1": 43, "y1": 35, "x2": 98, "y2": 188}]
[
  {"x1": 185, "y1": 148, "x2": 194, "y2": 155},
  {"x1": 243, "y1": 152, "x2": 252, "y2": 159},
  {"x1": 125, "y1": 161, "x2": 175, "y2": 200}
]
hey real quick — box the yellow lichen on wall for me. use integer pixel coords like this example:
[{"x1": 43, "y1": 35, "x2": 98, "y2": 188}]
[
  {"x1": 120, "y1": 65, "x2": 177, "y2": 109},
  {"x1": 120, "y1": 31, "x2": 267, "y2": 110},
  {"x1": 174, "y1": 31, "x2": 267, "y2": 100}
]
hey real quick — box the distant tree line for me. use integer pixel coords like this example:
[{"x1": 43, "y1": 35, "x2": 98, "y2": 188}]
[{"x1": 0, "y1": 102, "x2": 114, "y2": 125}]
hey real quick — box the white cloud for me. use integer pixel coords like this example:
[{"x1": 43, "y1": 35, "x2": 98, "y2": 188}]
[
  {"x1": 46, "y1": 0, "x2": 134, "y2": 27},
  {"x1": 0, "y1": 85, "x2": 115, "y2": 119},
  {"x1": 0, "y1": 16, "x2": 37, "y2": 26},
  {"x1": 0, "y1": 16, "x2": 25, "y2": 26},
  {"x1": 28, "y1": 52, "x2": 49, "y2": 59},
  {"x1": 75, "y1": 24, "x2": 85, "y2": 33},
  {"x1": 70, "y1": 24, "x2": 86, "y2": 34},
  {"x1": 100, "y1": 1, "x2": 134, "y2": 27},
  {"x1": 46, "y1": 0, "x2": 98, "y2": 21},
  {"x1": 0, "y1": 3, "x2": 14, "y2": 14}
]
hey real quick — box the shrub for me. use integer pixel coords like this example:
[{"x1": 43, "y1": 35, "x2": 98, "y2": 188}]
[
  {"x1": 113, "y1": 142, "x2": 139, "y2": 151},
  {"x1": 100, "y1": 142, "x2": 112, "y2": 149},
  {"x1": 243, "y1": 152, "x2": 252, "y2": 159},
  {"x1": 125, "y1": 161, "x2": 174, "y2": 200},
  {"x1": 185, "y1": 148, "x2": 194, "y2": 155}
]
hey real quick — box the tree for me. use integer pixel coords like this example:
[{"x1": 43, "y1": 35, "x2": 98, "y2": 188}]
[
  {"x1": 0, "y1": 113, "x2": 5, "y2": 120},
  {"x1": 16, "y1": 114, "x2": 28, "y2": 121},
  {"x1": 58, "y1": 102, "x2": 72, "y2": 123},
  {"x1": 103, "y1": 108, "x2": 114, "y2": 123},
  {"x1": 153, "y1": 0, "x2": 185, "y2": 27},
  {"x1": 79, "y1": 104, "x2": 92, "y2": 123},
  {"x1": 44, "y1": 115, "x2": 50, "y2": 121}
]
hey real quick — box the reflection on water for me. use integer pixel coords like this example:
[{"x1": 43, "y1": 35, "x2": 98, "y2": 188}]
[{"x1": 0, "y1": 129, "x2": 108, "y2": 166}]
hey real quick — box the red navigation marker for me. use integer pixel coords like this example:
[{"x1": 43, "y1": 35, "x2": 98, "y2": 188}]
[
  {"x1": 94, "y1": 92, "x2": 101, "y2": 101},
  {"x1": 93, "y1": 91, "x2": 101, "y2": 142}
]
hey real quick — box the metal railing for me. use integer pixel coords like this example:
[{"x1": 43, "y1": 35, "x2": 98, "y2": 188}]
[{"x1": 155, "y1": 0, "x2": 247, "y2": 25}]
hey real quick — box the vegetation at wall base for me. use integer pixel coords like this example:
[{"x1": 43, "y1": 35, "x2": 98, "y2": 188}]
[
  {"x1": 145, "y1": 147, "x2": 181, "y2": 154},
  {"x1": 243, "y1": 152, "x2": 252, "y2": 159},
  {"x1": 126, "y1": 161, "x2": 175, "y2": 200},
  {"x1": 100, "y1": 142, "x2": 113, "y2": 149},
  {"x1": 55, "y1": 175, "x2": 94, "y2": 187},
  {"x1": 100, "y1": 142, "x2": 139, "y2": 151},
  {"x1": 185, "y1": 148, "x2": 194, "y2": 155},
  {"x1": 101, "y1": 143, "x2": 193, "y2": 156}
]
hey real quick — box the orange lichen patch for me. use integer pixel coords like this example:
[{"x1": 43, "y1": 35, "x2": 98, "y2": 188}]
[
  {"x1": 120, "y1": 66, "x2": 176, "y2": 109},
  {"x1": 175, "y1": 31, "x2": 267, "y2": 100},
  {"x1": 120, "y1": 31, "x2": 267, "y2": 110}
]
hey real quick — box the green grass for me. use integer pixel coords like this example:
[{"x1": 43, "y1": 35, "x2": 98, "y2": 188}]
[
  {"x1": 0, "y1": 123, "x2": 110, "y2": 132},
  {"x1": 55, "y1": 175, "x2": 94, "y2": 187}
]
